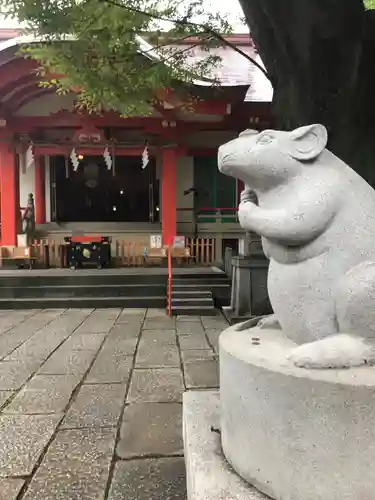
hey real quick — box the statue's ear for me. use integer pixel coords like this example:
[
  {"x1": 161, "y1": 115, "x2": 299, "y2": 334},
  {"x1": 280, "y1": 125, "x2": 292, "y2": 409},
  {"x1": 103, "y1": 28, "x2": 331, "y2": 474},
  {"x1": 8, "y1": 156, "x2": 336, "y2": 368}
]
[{"x1": 289, "y1": 124, "x2": 328, "y2": 161}]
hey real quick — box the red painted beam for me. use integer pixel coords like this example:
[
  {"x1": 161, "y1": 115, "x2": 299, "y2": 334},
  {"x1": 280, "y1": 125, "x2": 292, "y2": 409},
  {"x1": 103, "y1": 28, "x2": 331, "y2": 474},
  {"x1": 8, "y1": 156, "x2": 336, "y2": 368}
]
[
  {"x1": 32, "y1": 144, "x2": 221, "y2": 157},
  {"x1": 192, "y1": 100, "x2": 231, "y2": 115},
  {"x1": 11, "y1": 87, "x2": 57, "y2": 113},
  {"x1": 0, "y1": 58, "x2": 38, "y2": 94},
  {"x1": 0, "y1": 74, "x2": 39, "y2": 104},
  {"x1": 33, "y1": 146, "x2": 150, "y2": 156}
]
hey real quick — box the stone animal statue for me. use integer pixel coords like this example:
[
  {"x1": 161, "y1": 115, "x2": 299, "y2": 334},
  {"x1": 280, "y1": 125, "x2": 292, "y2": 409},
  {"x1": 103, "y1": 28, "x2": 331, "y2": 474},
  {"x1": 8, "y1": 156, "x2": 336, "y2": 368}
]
[
  {"x1": 218, "y1": 124, "x2": 375, "y2": 369},
  {"x1": 21, "y1": 193, "x2": 35, "y2": 236}
]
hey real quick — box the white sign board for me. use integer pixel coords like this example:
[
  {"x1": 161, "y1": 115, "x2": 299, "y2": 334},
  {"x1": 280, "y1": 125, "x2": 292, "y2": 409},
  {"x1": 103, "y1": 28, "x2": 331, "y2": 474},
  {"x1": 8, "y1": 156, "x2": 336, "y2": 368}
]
[
  {"x1": 150, "y1": 235, "x2": 162, "y2": 249},
  {"x1": 173, "y1": 236, "x2": 185, "y2": 248}
]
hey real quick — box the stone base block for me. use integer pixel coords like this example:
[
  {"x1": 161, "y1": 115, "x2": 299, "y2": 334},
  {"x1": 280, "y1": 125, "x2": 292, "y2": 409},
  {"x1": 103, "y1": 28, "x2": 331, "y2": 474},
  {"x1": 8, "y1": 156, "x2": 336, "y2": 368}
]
[
  {"x1": 222, "y1": 305, "x2": 253, "y2": 325},
  {"x1": 182, "y1": 390, "x2": 266, "y2": 500},
  {"x1": 220, "y1": 324, "x2": 375, "y2": 500}
]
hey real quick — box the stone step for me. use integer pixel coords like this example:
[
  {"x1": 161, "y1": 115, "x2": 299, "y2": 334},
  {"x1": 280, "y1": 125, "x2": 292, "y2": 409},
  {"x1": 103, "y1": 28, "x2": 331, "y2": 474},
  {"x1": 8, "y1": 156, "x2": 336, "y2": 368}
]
[
  {"x1": 0, "y1": 296, "x2": 166, "y2": 309},
  {"x1": 0, "y1": 284, "x2": 166, "y2": 298},
  {"x1": 171, "y1": 290, "x2": 212, "y2": 298},
  {"x1": 172, "y1": 297, "x2": 214, "y2": 308},
  {"x1": 171, "y1": 305, "x2": 215, "y2": 316},
  {"x1": 172, "y1": 278, "x2": 230, "y2": 286}
]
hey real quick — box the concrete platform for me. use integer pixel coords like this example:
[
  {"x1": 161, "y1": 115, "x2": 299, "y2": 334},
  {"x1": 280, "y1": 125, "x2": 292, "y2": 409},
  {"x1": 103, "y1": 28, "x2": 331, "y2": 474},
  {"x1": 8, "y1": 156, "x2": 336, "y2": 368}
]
[
  {"x1": 220, "y1": 324, "x2": 375, "y2": 500},
  {"x1": 182, "y1": 390, "x2": 266, "y2": 500},
  {"x1": 0, "y1": 266, "x2": 226, "y2": 277}
]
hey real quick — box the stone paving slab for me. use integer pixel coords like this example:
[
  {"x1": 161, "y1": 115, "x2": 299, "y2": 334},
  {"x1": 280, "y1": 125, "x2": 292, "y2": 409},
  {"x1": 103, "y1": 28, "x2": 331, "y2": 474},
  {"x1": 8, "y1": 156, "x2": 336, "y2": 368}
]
[
  {"x1": 107, "y1": 324, "x2": 141, "y2": 339},
  {"x1": 22, "y1": 428, "x2": 116, "y2": 500},
  {"x1": 101, "y1": 336, "x2": 138, "y2": 355},
  {"x1": 176, "y1": 322, "x2": 205, "y2": 335},
  {"x1": 205, "y1": 329, "x2": 222, "y2": 352},
  {"x1": 39, "y1": 349, "x2": 96, "y2": 376},
  {"x1": 146, "y1": 308, "x2": 169, "y2": 318},
  {"x1": 3, "y1": 375, "x2": 80, "y2": 414},
  {"x1": 4, "y1": 330, "x2": 71, "y2": 363},
  {"x1": 181, "y1": 349, "x2": 216, "y2": 363},
  {"x1": 117, "y1": 308, "x2": 146, "y2": 318},
  {"x1": 0, "y1": 330, "x2": 43, "y2": 361},
  {"x1": 117, "y1": 402, "x2": 183, "y2": 459},
  {"x1": 85, "y1": 351, "x2": 133, "y2": 384},
  {"x1": 0, "y1": 478, "x2": 25, "y2": 500},
  {"x1": 179, "y1": 334, "x2": 210, "y2": 350},
  {"x1": 63, "y1": 333, "x2": 106, "y2": 351},
  {"x1": 128, "y1": 368, "x2": 184, "y2": 403},
  {"x1": 92, "y1": 308, "x2": 121, "y2": 319},
  {"x1": 0, "y1": 360, "x2": 40, "y2": 390},
  {"x1": 140, "y1": 329, "x2": 177, "y2": 345},
  {"x1": 201, "y1": 317, "x2": 228, "y2": 329},
  {"x1": 0, "y1": 390, "x2": 14, "y2": 408},
  {"x1": 176, "y1": 315, "x2": 202, "y2": 322},
  {"x1": 108, "y1": 457, "x2": 186, "y2": 500},
  {"x1": 116, "y1": 311, "x2": 146, "y2": 324},
  {"x1": 135, "y1": 344, "x2": 180, "y2": 369},
  {"x1": 143, "y1": 317, "x2": 176, "y2": 330},
  {"x1": 62, "y1": 383, "x2": 126, "y2": 428},
  {"x1": 74, "y1": 320, "x2": 116, "y2": 334},
  {"x1": 184, "y1": 360, "x2": 219, "y2": 389},
  {"x1": 0, "y1": 414, "x2": 61, "y2": 477}
]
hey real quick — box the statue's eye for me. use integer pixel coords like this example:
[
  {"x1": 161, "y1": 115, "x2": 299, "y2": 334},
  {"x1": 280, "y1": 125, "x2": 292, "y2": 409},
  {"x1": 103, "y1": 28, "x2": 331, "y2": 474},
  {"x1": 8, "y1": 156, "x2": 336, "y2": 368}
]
[{"x1": 257, "y1": 133, "x2": 273, "y2": 145}]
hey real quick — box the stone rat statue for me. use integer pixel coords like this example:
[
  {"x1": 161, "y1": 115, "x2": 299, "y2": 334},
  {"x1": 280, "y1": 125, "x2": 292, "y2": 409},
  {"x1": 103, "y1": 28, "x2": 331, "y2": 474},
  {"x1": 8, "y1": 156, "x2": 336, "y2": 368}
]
[{"x1": 218, "y1": 124, "x2": 375, "y2": 369}]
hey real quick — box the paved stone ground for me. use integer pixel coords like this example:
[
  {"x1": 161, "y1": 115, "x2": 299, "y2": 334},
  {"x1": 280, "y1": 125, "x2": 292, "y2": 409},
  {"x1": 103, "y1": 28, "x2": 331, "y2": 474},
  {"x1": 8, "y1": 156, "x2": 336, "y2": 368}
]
[{"x1": 0, "y1": 307, "x2": 227, "y2": 500}]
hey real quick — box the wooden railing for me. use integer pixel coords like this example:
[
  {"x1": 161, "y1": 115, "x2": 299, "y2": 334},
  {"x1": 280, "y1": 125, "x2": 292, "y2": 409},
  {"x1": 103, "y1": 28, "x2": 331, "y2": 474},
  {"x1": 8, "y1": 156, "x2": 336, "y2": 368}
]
[
  {"x1": 177, "y1": 207, "x2": 238, "y2": 223},
  {"x1": 186, "y1": 237, "x2": 216, "y2": 264},
  {"x1": 0, "y1": 237, "x2": 217, "y2": 268}
]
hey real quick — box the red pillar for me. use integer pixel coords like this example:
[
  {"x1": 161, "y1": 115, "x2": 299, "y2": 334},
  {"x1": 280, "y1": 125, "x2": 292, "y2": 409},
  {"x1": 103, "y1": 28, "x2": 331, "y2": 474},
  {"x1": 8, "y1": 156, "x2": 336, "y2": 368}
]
[
  {"x1": 0, "y1": 143, "x2": 18, "y2": 246},
  {"x1": 161, "y1": 148, "x2": 177, "y2": 245},
  {"x1": 34, "y1": 155, "x2": 46, "y2": 224}
]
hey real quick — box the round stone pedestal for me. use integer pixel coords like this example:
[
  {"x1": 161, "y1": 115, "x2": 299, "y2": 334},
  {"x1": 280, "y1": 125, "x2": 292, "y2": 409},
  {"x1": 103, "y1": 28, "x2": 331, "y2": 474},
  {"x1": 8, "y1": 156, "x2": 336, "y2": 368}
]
[{"x1": 220, "y1": 325, "x2": 375, "y2": 500}]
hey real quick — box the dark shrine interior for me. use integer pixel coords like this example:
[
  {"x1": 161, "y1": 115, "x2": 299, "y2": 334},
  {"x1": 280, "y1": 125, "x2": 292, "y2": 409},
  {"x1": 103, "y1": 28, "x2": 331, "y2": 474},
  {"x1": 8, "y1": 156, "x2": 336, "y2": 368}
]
[{"x1": 52, "y1": 155, "x2": 159, "y2": 223}]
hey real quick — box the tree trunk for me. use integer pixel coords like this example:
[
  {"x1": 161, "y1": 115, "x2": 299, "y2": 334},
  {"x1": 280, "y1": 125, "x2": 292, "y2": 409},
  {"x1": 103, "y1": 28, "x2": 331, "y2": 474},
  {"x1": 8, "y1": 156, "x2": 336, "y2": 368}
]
[{"x1": 239, "y1": 0, "x2": 375, "y2": 183}]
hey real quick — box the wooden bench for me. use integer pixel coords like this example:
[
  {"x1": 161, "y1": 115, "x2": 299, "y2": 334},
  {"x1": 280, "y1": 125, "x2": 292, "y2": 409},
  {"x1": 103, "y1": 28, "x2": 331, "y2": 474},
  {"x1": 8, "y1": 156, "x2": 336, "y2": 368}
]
[
  {"x1": 0, "y1": 246, "x2": 37, "y2": 269},
  {"x1": 170, "y1": 246, "x2": 191, "y2": 265},
  {"x1": 144, "y1": 246, "x2": 167, "y2": 266}
]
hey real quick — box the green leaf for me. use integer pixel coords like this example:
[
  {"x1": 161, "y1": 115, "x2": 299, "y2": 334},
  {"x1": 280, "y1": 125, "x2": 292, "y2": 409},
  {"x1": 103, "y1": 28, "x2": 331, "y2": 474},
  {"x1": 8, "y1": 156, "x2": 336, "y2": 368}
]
[{"x1": 2, "y1": 0, "x2": 238, "y2": 115}]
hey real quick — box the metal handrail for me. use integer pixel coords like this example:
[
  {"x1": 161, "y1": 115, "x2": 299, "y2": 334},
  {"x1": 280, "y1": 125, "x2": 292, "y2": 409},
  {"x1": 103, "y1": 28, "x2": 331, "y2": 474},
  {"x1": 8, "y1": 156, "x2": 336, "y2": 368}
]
[{"x1": 167, "y1": 243, "x2": 172, "y2": 316}]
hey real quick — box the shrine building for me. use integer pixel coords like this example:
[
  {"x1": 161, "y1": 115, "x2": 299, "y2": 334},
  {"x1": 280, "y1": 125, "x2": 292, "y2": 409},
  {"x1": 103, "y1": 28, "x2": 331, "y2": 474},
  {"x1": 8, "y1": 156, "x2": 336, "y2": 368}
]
[{"x1": 0, "y1": 29, "x2": 272, "y2": 261}]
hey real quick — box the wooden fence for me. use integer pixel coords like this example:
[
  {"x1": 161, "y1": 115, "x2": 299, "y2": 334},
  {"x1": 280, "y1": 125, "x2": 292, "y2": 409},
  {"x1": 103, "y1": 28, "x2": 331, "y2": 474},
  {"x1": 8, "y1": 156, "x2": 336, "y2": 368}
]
[{"x1": 1, "y1": 237, "x2": 217, "y2": 268}]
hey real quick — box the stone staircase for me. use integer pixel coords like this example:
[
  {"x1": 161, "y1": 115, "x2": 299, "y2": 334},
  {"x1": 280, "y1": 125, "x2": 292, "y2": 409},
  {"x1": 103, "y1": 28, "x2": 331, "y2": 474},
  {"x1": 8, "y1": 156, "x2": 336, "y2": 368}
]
[
  {"x1": 0, "y1": 268, "x2": 231, "y2": 310},
  {"x1": 170, "y1": 274, "x2": 231, "y2": 316}
]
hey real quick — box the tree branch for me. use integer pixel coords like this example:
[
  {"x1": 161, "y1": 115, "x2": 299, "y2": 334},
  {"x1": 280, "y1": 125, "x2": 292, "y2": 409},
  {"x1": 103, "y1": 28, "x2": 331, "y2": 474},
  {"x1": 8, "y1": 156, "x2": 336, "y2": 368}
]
[{"x1": 99, "y1": 0, "x2": 272, "y2": 83}]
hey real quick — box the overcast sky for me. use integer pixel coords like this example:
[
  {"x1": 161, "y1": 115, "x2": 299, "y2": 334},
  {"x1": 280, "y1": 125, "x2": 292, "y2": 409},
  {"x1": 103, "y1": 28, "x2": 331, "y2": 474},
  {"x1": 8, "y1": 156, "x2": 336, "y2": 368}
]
[{"x1": 0, "y1": 0, "x2": 247, "y2": 30}]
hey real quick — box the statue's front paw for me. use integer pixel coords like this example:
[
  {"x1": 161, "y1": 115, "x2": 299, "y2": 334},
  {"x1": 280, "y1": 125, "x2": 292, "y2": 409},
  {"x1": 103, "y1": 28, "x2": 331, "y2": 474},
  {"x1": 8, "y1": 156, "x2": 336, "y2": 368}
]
[
  {"x1": 235, "y1": 314, "x2": 279, "y2": 332},
  {"x1": 288, "y1": 335, "x2": 375, "y2": 369},
  {"x1": 258, "y1": 315, "x2": 280, "y2": 330},
  {"x1": 238, "y1": 201, "x2": 256, "y2": 229}
]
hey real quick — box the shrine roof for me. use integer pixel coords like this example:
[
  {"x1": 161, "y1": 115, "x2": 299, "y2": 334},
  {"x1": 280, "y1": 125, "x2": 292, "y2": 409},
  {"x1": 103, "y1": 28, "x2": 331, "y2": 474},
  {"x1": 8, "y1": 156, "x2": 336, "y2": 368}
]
[{"x1": 0, "y1": 29, "x2": 273, "y2": 118}]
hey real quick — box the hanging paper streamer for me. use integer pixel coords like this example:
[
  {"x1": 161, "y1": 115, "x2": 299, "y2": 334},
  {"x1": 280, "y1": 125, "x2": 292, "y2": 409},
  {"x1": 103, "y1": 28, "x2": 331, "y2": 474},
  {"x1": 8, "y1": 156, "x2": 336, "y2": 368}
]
[
  {"x1": 103, "y1": 146, "x2": 112, "y2": 171},
  {"x1": 70, "y1": 148, "x2": 80, "y2": 171},
  {"x1": 112, "y1": 142, "x2": 116, "y2": 177},
  {"x1": 25, "y1": 142, "x2": 35, "y2": 169},
  {"x1": 141, "y1": 143, "x2": 149, "y2": 169}
]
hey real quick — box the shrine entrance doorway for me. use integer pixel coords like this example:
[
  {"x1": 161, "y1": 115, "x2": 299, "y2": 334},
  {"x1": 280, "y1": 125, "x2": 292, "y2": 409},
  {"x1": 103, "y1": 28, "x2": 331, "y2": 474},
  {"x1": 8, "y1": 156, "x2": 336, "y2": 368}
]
[{"x1": 50, "y1": 155, "x2": 159, "y2": 223}]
